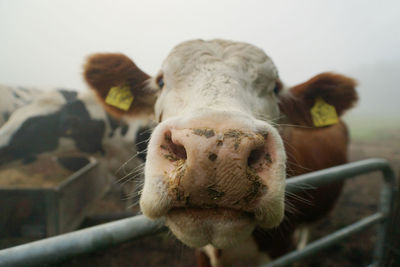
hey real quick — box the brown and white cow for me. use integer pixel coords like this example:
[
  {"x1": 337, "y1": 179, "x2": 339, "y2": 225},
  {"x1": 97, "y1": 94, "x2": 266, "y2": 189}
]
[{"x1": 83, "y1": 39, "x2": 357, "y2": 266}]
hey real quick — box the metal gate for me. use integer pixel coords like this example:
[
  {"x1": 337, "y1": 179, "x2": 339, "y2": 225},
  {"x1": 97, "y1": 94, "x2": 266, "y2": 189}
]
[{"x1": 0, "y1": 158, "x2": 397, "y2": 267}]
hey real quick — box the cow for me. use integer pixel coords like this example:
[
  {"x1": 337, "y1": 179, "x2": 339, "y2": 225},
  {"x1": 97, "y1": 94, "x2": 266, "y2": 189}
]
[
  {"x1": 0, "y1": 85, "x2": 41, "y2": 127},
  {"x1": 83, "y1": 39, "x2": 358, "y2": 266},
  {"x1": 0, "y1": 87, "x2": 152, "y2": 188}
]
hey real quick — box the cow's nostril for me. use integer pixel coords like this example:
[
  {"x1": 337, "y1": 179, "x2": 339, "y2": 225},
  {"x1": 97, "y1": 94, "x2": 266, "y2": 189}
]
[
  {"x1": 163, "y1": 131, "x2": 187, "y2": 160},
  {"x1": 247, "y1": 147, "x2": 264, "y2": 167}
]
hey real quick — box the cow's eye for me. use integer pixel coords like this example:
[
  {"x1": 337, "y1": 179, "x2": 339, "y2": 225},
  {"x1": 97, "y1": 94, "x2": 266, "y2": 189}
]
[
  {"x1": 157, "y1": 75, "x2": 164, "y2": 89},
  {"x1": 273, "y1": 81, "x2": 282, "y2": 95}
]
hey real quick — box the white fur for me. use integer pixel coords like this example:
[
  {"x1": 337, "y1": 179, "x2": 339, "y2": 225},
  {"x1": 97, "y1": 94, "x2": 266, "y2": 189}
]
[
  {"x1": 155, "y1": 39, "x2": 280, "y2": 122},
  {"x1": 140, "y1": 39, "x2": 287, "y2": 250}
]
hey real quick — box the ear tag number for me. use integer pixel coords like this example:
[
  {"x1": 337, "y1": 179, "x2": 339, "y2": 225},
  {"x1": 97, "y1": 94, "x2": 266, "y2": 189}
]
[
  {"x1": 310, "y1": 97, "x2": 339, "y2": 127},
  {"x1": 105, "y1": 85, "x2": 134, "y2": 111}
]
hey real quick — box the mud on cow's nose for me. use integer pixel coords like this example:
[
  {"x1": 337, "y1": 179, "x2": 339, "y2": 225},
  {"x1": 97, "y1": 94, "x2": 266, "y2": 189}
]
[
  {"x1": 158, "y1": 126, "x2": 272, "y2": 210},
  {"x1": 141, "y1": 112, "x2": 286, "y2": 213}
]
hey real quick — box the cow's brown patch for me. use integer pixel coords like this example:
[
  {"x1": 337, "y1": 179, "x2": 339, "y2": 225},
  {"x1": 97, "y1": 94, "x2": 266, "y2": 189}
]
[
  {"x1": 253, "y1": 122, "x2": 349, "y2": 258},
  {"x1": 279, "y1": 72, "x2": 358, "y2": 126},
  {"x1": 84, "y1": 53, "x2": 157, "y2": 118}
]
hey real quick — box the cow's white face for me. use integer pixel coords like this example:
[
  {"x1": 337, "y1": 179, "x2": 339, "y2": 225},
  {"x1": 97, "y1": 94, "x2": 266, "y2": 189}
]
[
  {"x1": 140, "y1": 40, "x2": 286, "y2": 248},
  {"x1": 154, "y1": 40, "x2": 280, "y2": 122},
  {"x1": 84, "y1": 39, "x2": 358, "y2": 249}
]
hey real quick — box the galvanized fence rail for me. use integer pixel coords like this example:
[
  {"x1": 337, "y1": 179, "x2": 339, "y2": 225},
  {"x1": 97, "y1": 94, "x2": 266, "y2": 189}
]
[
  {"x1": 0, "y1": 158, "x2": 397, "y2": 267},
  {"x1": 0, "y1": 215, "x2": 165, "y2": 266},
  {"x1": 263, "y1": 158, "x2": 398, "y2": 267}
]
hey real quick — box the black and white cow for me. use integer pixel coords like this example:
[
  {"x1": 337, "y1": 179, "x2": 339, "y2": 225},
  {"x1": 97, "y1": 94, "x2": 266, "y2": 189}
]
[
  {"x1": 0, "y1": 88, "x2": 152, "y2": 175},
  {"x1": 0, "y1": 85, "x2": 41, "y2": 127}
]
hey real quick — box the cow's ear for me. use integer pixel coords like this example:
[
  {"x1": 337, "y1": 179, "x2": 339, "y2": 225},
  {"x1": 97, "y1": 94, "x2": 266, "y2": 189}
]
[
  {"x1": 84, "y1": 53, "x2": 158, "y2": 119},
  {"x1": 278, "y1": 73, "x2": 358, "y2": 127}
]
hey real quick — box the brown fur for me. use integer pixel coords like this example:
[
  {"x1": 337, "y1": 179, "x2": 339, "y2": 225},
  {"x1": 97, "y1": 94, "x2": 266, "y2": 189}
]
[
  {"x1": 283, "y1": 122, "x2": 348, "y2": 222},
  {"x1": 250, "y1": 73, "x2": 357, "y2": 259},
  {"x1": 252, "y1": 122, "x2": 349, "y2": 258},
  {"x1": 279, "y1": 73, "x2": 358, "y2": 126},
  {"x1": 196, "y1": 249, "x2": 212, "y2": 267},
  {"x1": 83, "y1": 53, "x2": 158, "y2": 118}
]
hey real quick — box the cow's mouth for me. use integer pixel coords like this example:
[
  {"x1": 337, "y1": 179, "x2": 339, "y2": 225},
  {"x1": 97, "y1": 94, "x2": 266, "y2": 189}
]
[
  {"x1": 165, "y1": 207, "x2": 256, "y2": 248},
  {"x1": 168, "y1": 207, "x2": 254, "y2": 219}
]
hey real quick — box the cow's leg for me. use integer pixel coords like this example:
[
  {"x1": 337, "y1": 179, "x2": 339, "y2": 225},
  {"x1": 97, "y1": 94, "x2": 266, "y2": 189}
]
[
  {"x1": 199, "y1": 238, "x2": 271, "y2": 267},
  {"x1": 196, "y1": 249, "x2": 212, "y2": 267},
  {"x1": 294, "y1": 225, "x2": 310, "y2": 250}
]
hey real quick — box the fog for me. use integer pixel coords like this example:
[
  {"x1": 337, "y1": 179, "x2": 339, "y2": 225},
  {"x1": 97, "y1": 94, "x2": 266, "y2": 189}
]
[{"x1": 1, "y1": 0, "x2": 399, "y2": 117}]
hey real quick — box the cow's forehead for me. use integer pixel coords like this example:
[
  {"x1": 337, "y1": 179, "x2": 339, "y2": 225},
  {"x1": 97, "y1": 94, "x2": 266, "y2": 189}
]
[{"x1": 161, "y1": 39, "x2": 279, "y2": 85}]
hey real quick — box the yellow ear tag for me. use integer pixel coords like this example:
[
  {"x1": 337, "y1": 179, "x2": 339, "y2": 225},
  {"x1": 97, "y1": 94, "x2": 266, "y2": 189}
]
[
  {"x1": 105, "y1": 85, "x2": 134, "y2": 111},
  {"x1": 310, "y1": 97, "x2": 339, "y2": 127}
]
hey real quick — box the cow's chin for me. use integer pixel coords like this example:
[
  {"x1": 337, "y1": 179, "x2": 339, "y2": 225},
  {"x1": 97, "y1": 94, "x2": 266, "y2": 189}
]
[{"x1": 165, "y1": 208, "x2": 256, "y2": 248}]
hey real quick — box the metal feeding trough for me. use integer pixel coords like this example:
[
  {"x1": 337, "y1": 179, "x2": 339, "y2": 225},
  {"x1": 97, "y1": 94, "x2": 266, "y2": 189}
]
[{"x1": 0, "y1": 156, "x2": 112, "y2": 238}]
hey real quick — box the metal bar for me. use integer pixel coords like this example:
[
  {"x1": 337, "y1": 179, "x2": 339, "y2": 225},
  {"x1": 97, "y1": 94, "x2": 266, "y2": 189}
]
[
  {"x1": 285, "y1": 158, "x2": 397, "y2": 265},
  {"x1": 55, "y1": 157, "x2": 98, "y2": 190},
  {"x1": 262, "y1": 213, "x2": 384, "y2": 267},
  {"x1": 286, "y1": 158, "x2": 397, "y2": 194},
  {"x1": 373, "y1": 164, "x2": 398, "y2": 265},
  {"x1": 0, "y1": 215, "x2": 165, "y2": 267}
]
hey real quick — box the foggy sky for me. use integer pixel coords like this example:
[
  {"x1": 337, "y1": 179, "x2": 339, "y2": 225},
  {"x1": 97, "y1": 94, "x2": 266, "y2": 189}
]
[{"x1": 1, "y1": 0, "x2": 399, "y2": 116}]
